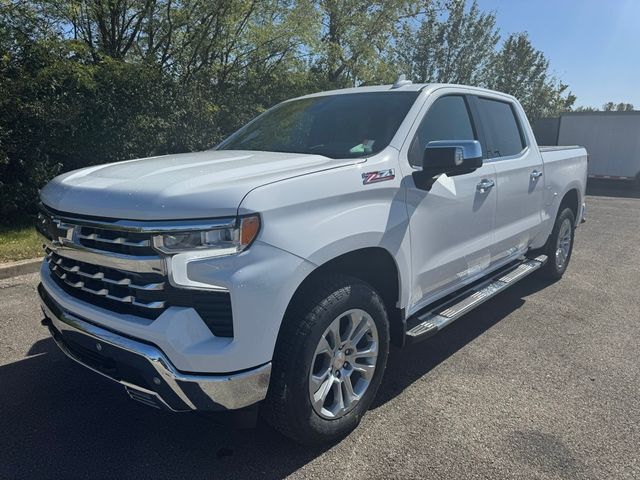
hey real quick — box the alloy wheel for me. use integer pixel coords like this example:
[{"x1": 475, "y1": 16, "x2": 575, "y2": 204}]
[
  {"x1": 308, "y1": 309, "x2": 379, "y2": 420},
  {"x1": 555, "y1": 218, "x2": 573, "y2": 269}
]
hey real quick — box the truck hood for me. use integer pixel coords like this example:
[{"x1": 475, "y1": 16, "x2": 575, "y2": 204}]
[{"x1": 40, "y1": 150, "x2": 353, "y2": 220}]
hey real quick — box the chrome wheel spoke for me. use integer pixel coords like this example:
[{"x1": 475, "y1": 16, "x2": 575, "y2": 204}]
[
  {"x1": 333, "y1": 380, "x2": 345, "y2": 414},
  {"x1": 327, "y1": 319, "x2": 342, "y2": 349},
  {"x1": 345, "y1": 310, "x2": 363, "y2": 336},
  {"x1": 349, "y1": 316, "x2": 370, "y2": 347},
  {"x1": 352, "y1": 362, "x2": 375, "y2": 380},
  {"x1": 316, "y1": 335, "x2": 334, "y2": 356},
  {"x1": 310, "y1": 367, "x2": 331, "y2": 392},
  {"x1": 353, "y1": 341, "x2": 378, "y2": 360},
  {"x1": 342, "y1": 373, "x2": 359, "y2": 406},
  {"x1": 312, "y1": 375, "x2": 334, "y2": 410}
]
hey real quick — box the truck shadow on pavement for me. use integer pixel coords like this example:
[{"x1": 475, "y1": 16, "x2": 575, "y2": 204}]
[{"x1": 0, "y1": 276, "x2": 552, "y2": 479}]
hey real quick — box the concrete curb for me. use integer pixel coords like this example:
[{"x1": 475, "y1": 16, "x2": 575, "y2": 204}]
[{"x1": 0, "y1": 257, "x2": 43, "y2": 279}]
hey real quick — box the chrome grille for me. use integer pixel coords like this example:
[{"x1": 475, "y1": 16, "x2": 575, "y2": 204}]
[
  {"x1": 76, "y1": 226, "x2": 156, "y2": 256},
  {"x1": 37, "y1": 207, "x2": 156, "y2": 256},
  {"x1": 77, "y1": 230, "x2": 150, "y2": 247},
  {"x1": 46, "y1": 248, "x2": 166, "y2": 312}
]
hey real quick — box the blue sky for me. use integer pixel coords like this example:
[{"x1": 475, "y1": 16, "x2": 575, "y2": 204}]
[{"x1": 475, "y1": 0, "x2": 640, "y2": 108}]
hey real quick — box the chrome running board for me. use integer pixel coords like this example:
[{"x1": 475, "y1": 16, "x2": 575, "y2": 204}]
[{"x1": 405, "y1": 255, "x2": 548, "y2": 344}]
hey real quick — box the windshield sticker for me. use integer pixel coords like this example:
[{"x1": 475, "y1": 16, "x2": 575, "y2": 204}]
[{"x1": 362, "y1": 169, "x2": 395, "y2": 185}]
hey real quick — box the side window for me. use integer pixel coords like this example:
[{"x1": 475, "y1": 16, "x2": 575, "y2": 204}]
[
  {"x1": 408, "y1": 95, "x2": 476, "y2": 167},
  {"x1": 476, "y1": 98, "x2": 525, "y2": 158}
]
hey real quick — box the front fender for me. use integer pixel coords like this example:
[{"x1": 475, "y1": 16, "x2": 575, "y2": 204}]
[{"x1": 239, "y1": 153, "x2": 412, "y2": 310}]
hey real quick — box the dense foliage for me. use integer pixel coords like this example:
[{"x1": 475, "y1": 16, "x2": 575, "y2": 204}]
[{"x1": 0, "y1": 0, "x2": 576, "y2": 224}]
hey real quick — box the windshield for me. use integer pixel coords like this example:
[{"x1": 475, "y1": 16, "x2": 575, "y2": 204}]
[{"x1": 217, "y1": 92, "x2": 419, "y2": 159}]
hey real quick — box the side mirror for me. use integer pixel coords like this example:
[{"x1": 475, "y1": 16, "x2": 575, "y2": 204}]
[{"x1": 412, "y1": 140, "x2": 483, "y2": 190}]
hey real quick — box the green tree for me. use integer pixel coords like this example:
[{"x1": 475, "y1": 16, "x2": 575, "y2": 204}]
[
  {"x1": 603, "y1": 102, "x2": 634, "y2": 111},
  {"x1": 486, "y1": 32, "x2": 575, "y2": 121},
  {"x1": 311, "y1": 0, "x2": 426, "y2": 87},
  {"x1": 396, "y1": 0, "x2": 499, "y2": 84},
  {"x1": 62, "y1": 0, "x2": 154, "y2": 60},
  {"x1": 574, "y1": 106, "x2": 598, "y2": 112}
]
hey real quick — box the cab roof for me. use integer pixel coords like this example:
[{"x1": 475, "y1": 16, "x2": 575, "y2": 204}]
[{"x1": 294, "y1": 83, "x2": 517, "y2": 103}]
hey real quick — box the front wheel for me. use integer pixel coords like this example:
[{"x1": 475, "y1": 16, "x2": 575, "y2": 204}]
[
  {"x1": 539, "y1": 207, "x2": 576, "y2": 280},
  {"x1": 263, "y1": 274, "x2": 390, "y2": 445}
]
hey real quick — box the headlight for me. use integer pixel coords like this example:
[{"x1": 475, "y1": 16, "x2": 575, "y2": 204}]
[{"x1": 152, "y1": 215, "x2": 260, "y2": 256}]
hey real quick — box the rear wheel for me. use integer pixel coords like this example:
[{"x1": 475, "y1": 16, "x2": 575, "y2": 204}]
[
  {"x1": 263, "y1": 274, "x2": 389, "y2": 445},
  {"x1": 539, "y1": 207, "x2": 576, "y2": 280}
]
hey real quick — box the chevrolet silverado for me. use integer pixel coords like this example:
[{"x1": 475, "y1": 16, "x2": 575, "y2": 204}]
[{"x1": 37, "y1": 78, "x2": 588, "y2": 445}]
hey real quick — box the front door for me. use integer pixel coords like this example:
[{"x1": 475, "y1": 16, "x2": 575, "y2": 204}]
[{"x1": 399, "y1": 92, "x2": 498, "y2": 315}]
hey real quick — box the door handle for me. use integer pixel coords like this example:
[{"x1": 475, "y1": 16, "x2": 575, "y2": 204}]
[
  {"x1": 530, "y1": 169, "x2": 543, "y2": 180},
  {"x1": 476, "y1": 178, "x2": 495, "y2": 194}
]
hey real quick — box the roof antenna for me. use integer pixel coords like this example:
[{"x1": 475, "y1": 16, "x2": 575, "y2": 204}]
[{"x1": 392, "y1": 74, "x2": 412, "y2": 89}]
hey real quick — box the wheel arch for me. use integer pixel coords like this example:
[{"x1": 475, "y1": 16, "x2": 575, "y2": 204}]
[
  {"x1": 283, "y1": 247, "x2": 406, "y2": 348},
  {"x1": 558, "y1": 187, "x2": 580, "y2": 224}
]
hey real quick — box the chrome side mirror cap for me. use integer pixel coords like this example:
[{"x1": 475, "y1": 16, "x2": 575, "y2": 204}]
[{"x1": 413, "y1": 140, "x2": 483, "y2": 190}]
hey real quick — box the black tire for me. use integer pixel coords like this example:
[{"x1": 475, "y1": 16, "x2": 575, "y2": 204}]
[
  {"x1": 263, "y1": 274, "x2": 390, "y2": 446},
  {"x1": 539, "y1": 207, "x2": 576, "y2": 280}
]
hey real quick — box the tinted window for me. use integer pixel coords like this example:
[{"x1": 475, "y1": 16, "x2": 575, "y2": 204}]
[
  {"x1": 476, "y1": 98, "x2": 525, "y2": 158},
  {"x1": 408, "y1": 95, "x2": 476, "y2": 166},
  {"x1": 218, "y1": 92, "x2": 419, "y2": 159}
]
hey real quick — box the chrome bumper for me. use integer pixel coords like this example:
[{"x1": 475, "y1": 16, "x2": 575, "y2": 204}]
[{"x1": 39, "y1": 285, "x2": 271, "y2": 412}]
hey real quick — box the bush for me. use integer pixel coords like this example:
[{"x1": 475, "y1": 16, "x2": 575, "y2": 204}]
[{"x1": 0, "y1": 39, "x2": 220, "y2": 224}]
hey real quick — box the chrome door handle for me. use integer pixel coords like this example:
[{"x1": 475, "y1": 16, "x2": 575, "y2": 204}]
[
  {"x1": 531, "y1": 169, "x2": 543, "y2": 180},
  {"x1": 476, "y1": 179, "x2": 495, "y2": 193}
]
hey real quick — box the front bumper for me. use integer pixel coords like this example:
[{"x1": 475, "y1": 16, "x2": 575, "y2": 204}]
[{"x1": 39, "y1": 284, "x2": 271, "y2": 412}]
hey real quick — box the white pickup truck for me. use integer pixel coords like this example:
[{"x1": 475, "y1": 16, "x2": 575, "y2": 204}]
[{"x1": 37, "y1": 79, "x2": 587, "y2": 445}]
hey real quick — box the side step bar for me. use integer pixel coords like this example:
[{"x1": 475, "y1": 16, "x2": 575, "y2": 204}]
[{"x1": 405, "y1": 255, "x2": 548, "y2": 344}]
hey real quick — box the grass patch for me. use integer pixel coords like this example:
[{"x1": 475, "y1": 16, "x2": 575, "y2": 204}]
[{"x1": 0, "y1": 221, "x2": 44, "y2": 263}]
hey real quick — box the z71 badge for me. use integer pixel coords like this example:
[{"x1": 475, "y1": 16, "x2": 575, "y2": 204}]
[{"x1": 362, "y1": 169, "x2": 395, "y2": 185}]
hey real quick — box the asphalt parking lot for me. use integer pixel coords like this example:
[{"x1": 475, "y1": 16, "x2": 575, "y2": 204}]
[{"x1": 1, "y1": 188, "x2": 639, "y2": 479}]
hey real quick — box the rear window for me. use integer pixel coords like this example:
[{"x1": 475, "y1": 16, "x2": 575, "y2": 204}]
[{"x1": 476, "y1": 98, "x2": 525, "y2": 158}]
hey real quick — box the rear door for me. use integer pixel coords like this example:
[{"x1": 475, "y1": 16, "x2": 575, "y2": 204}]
[
  {"x1": 471, "y1": 96, "x2": 545, "y2": 265},
  {"x1": 399, "y1": 90, "x2": 498, "y2": 314}
]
